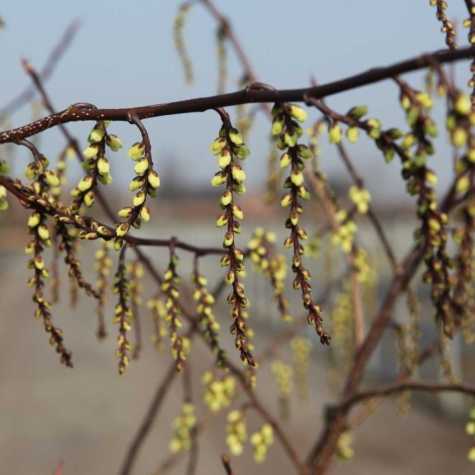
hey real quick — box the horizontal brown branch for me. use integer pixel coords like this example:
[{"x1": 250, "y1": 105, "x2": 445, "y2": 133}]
[
  {"x1": 1, "y1": 46, "x2": 475, "y2": 143},
  {"x1": 0, "y1": 176, "x2": 225, "y2": 257},
  {"x1": 340, "y1": 381, "x2": 475, "y2": 413}
]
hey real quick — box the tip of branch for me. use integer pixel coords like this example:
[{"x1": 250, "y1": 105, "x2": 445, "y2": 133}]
[{"x1": 21, "y1": 58, "x2": 34, "y2": 74}]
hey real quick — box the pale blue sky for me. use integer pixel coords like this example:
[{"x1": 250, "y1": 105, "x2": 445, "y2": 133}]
[{"x1": 0, "y1": 0, "x2": 471, "y2": 197}]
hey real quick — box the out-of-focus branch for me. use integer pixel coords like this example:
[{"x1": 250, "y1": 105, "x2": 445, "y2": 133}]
[
  {"x1": 0, "y1": 19, "x2": 80, "y2": 118},
  {"x1": 340, "y1": 381, "x2": 475, "y2": 413}
]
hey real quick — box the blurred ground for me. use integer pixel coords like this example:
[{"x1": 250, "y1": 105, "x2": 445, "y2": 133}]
[{"x1": 0, "y1": 219, "x2": 474, "y2": 475}]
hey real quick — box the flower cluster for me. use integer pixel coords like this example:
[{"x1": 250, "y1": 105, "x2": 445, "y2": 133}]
[
  {"x1": 348, "y1": 185, "x2": 371, "y2": 214},
  {"x1": 216, "y1": 22, "x2": 228, "y2": 94},
  {"x1": 331, "y1": 210, "x2": 357, "y2": 254},
  {"x1": 466, "y1": 407, "x2": 475, "y2": 462},
  {"x1": 161, "y1": 251, "x2": 188, "y2": 371},
  {"x1": 248, "y1": 228, "x2": 291, "y2": 321},
  {"x1": 115, "y1": 139, "x2": 160, "y2": 241},
  {"x1": 94, "y1": 241, "x2": 113, "y2": 339},
  {"x1": 453, "y1": 203, "x2": 475, "y2": 339},
  {"x1": 112, "y1": 248, "x2": 133, "y2": 374},
  {"x1": 193, "y1": 270, "x2": 225, "y2": 365},
  {"x1": 226, "y1": 409, "x2": 247, "y2": 456},
  {"x1": 0, "y1": 158, "x2": 9, "y2": 211},
  {"x1": 397, "y1": 80, "x2": 454, "y2": 336},
  {"x1": 147, "y1": 294, "x2": 168, "y2": 350},
  {"x1": 0, "y1": 184, "x2": 7, "y2": 211},
  {"x1": 127, "y1": 260, "x2": 144, "y2": 358},
  {"x1": 353, "y1": 248, "x2": 376, "y2": 285},
  {"x1": 272, "y1": 103, "x2": 329, "y2": 344},
  {"x1": 173, "y1": 2, "x2": 193, "y2": 84},
  {"x1": 250, "y1": 424, "x2": 274, "y2": 463},
  {"x1": 210, "y1": 116, "x2": 255, "y2": 367},
  {"x1": 271, "y1": 360, "x2": 293, "y2": 419},
  {"x1": 329, "y1": 283, "x2": 354, "y2": 380},
  {"x1": 290, "y1": 337, "x2": 312, "y2": 400},
  {"x1": 202, "y1": 370, "x2": 236, "y2": 412},
  {"x1": 336, "y1": 430, "x2": 354, "y2": 460},
  {"x1": 57, "y1": 221, "x2": 100, "y2": 300},
  {"x1": 169, "y1": 403, "x2": 197, "y2": 454},
  {"x1": 429, "y1": 0, "x2": 456, "y2": 49},
  {"x1": 71, "y1": 121, "x2": 120, "y2": 212},
  {"x1": 24, "y1": 151, "x2": 72, "y2": 367}
]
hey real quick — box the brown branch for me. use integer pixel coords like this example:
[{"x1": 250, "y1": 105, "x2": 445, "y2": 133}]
[
  {"x1": 0, "y1": 19, "x2": 81, "y2": 117},
  {"x1": 340, "y1": 381, "x2": 475, "y2": 413},
  {"x1": 221, "y1": 455, "x2": 234, "y2": 475},
  {"x1": 0, "y1": 175, "x2": 226, "y2": 258},
  {"x1": 2, "y1": 46, "x2": 475, "y2": 143},
  {"x1": 306, "y1": 174, "x2": 466, "y2": 473},
  {"x1": 119, "y1": 351, "x2": 187, "y2": 475}
]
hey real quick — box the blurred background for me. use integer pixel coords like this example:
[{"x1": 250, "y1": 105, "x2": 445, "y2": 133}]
[{"x1": 1, "y1": 1, "x2": 475, "y2": 474}]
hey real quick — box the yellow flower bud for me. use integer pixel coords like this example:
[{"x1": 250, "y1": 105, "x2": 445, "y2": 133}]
[
  {"x1": 218, "y1": 150, "x2": 232, "y2": 168},
  {"x1": 128, "y1": 142, "x2": 145, "y2": 160},
  {"x1": 115, "y1": 223, "x2": 130, "y2": 237},
  {"x1": 77, "y1": 175, "x2": 93, "y2": 192},
  {"x1": 140, "y1": 206, "x2": 151, "y2": 222},
  {"x1": 220, "y1": 191, "x2": 232, "y2": 207},
  {"x1": 133, "y1": 191, "x2": 146, "y2": 207},
  {"x1": 346, "y1": 126, "x2": 359, "y2": 143},
  {"x1": 106, "y1": 134, "x2": 123, "y2": 151},
  {"x1": 134, "y1": 159, "x2": 149, "y2": 176},
  {"x1": 216, "y1": 214, "x2": 228, "y2": 227},
  {"x1": 291, "y1": 171, "x2": 304, "y2": 187},
  {"x1": 118, "y1": 207, "x2": 133, "y2": 218},
  {"x1": 289, "y1": 105, "x2": 307, "y2": 122},
  {"x1": 211, "y1": 174, "x2": 226, "y2": 187},
  {"x1": 280, "y1": 153, "x2": 291, "y2": 168},
  {"x1": 83, "y1": 145, "x2": 99, "y2": 159},
  {"x1": 45, "y1": 171, "x2": 60, "y2": 187},
  {"x1": 28, "y1": 213, "x2": 41, "y2": 228},
  {"x1": 97, "y1": 157, "x2": 110, "y2": 176},
  {"x1": 329, "y1": 124, "x2": 342, "y2": 144},
  {"x1": 147, "y1": 170, "x2": 161, "y2": 189},
  {"x1": 84, "y1": 191, "x2": 95, "y2": 207},
  {"x1": 37, "y1": 225, "x2": 50, "y2": 241},
  {"x1": 455, "y1": 94, "x2": 471, "y2": 115},
  {"x1": 89, "y1": 127, "x2": 105, "y2": 143}
]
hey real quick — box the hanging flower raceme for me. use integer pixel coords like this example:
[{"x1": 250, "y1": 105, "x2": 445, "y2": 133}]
[
  {"x1": 226, "y1": 409, "x2": 247, "y2": 456},
  {"x1": 453, "y1": 202, "x2": 475, "y2": 339},
  {"x1": 248, "y1": 228, "x2": 292, "y2": 321},
  {"x1": 71, "y1": 121, "x2": 120, "y2": 212},
  {"x1": 290, "y1": 336, "x2": 312, "y2": 400},
  {"x1": 210, "y1": 112, "x2": 255, "y2": 368},
  {"x1": 272, "y1": 103, "x2": 330, "y2": 344},
  {"x1": 127, "y1": 260, "x2": 144, "y2": 359},
  {"x1": 112, "y1": 247, "x2": 133, "y2": 374},
  {"x1": 94, "y1": 240, "x2": 113, "y2": 339},
  {"x1": 23, "y1": 148, "x2": 72, "y2": 367},
  {"x1": 202, "y1": 370, "x2": 236, "y2": 413},
  {"x1": 396, "y1": 79, "x2": 454, "y2": 336},
  {"x1": 161, "y1": 250, "x2": 189, "y2": 371},
  {"x1": 114, "y1": 129, "x2": 160, "y2": 245},
  {"x1": 271, "y1": 360, "x2": 293, "y2": 419},
  {"x1": 0, "y1": 159, "x2": 10, "y2": 211},
  {"x1": 193, "y1": 268, "x2": 225, "y2": 366},
  {"x1": 147, "y1": 294, "x2": 168, "y2": 351},
  {"x1": 250, "y1": 424, "x2": 274, "y2": 463},
  {"x1": 169, "y1": 403, "x2": 197, "y2": 454}
]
